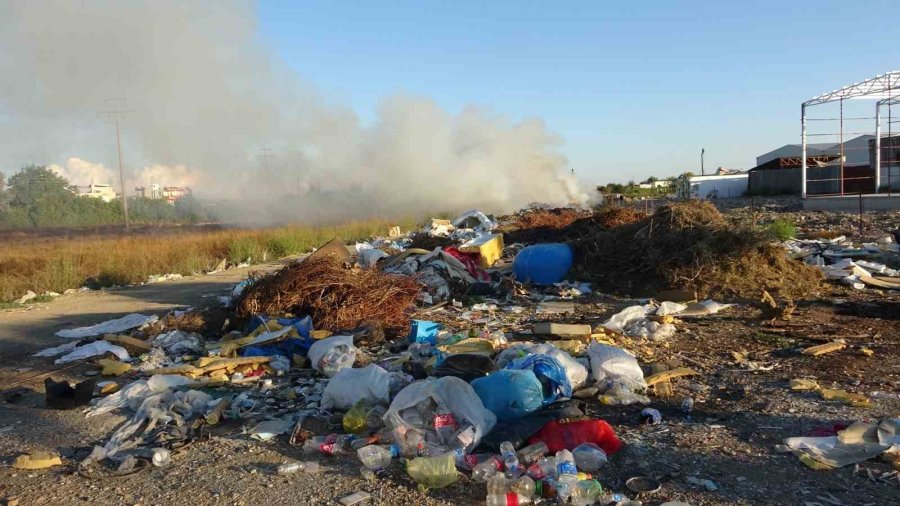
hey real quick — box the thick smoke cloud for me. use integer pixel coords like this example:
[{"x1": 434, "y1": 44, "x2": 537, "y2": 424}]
[{"x1": 0, "y1": 1, "x2": 589, "y2": 224}]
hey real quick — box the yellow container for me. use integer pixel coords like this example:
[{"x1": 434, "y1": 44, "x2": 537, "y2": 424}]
[{"x1": 459, "y1": 233, "x2": 504, "y2": 268}]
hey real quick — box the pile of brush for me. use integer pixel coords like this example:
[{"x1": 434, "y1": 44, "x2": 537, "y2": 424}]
[
  {"x1": 572, "y1": 201, "x2": 822, "y2": 299},
  {"x1": 235, "y1": 257, "x2": 421, "y2": 335}
]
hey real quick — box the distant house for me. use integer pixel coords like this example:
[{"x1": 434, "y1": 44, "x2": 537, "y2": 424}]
[
  {"x1": 162, "y1": 186, "x2": 191, "y2": 204},
  {"x1": 74, "y1": 183, "x2": 117, "y2": 203},
  {"x1": 638, "y1": 180, "x2": 672, "y2": 190},
  {"x1": 676, "y1": 173, "x2": 748, "y2": 200}
]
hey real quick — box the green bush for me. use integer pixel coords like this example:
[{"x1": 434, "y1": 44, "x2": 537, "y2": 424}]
[
  {"x1": 226, "y1": 237, "x2": 265, "y2": 264},
  {"x1": 766, "y1": 219, "x2": 797, "y2": 240}
]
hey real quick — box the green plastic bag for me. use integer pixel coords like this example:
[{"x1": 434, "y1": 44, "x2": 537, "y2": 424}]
[
  {"x1": 343, "y1": 400, "x2": 371, "y2": 435},
  {"x1": 405, "y1": 452, "x2": 458, "y2": 491}
]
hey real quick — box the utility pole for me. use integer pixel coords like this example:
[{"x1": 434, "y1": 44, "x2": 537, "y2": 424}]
[
  {"x1": 101, "y1": 99, "x2": 134, "y2": 231},
  {"x1": 701, "y1": 148, "x2": 705, "y2": 176}
]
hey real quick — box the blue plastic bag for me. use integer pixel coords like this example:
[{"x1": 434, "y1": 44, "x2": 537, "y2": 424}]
[
  {"x1": 409, "y1": 320, "x2": 442, "y2": 345},
  {"x1": 241, "y1": 315, "x2": 314, "y2": 358},
  {"x1": 471, "y1": 369, "x2": 544, "y2": 422},
  {"x1": 504, "y1": 354, "x2": 572, "y2": 403},
  {"x1": 512, "y1": 243, "x2": 573, "y2": 285}
]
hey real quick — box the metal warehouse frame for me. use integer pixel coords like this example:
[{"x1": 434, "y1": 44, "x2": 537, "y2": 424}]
[{"x1": 801, "y1": 71, "x2": 900, "y2": 198}]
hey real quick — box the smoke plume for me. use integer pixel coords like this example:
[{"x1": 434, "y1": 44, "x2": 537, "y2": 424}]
[{"x1": 0, "y1": 1, "x2": 590, "y2": 224}]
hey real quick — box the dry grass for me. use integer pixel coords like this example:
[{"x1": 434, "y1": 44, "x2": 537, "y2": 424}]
[
  {"x1": 573, "y1": 201, "x2": 823, "y2": 299},
  {"x1": 0, "y1": 219, "x2": 413, "y2": 302},
  {"x1": 235, "y1": 256, "x2": 420, "y2": 335}
]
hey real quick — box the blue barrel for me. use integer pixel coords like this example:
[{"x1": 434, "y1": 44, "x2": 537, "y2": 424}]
[{"x1": 513, "y1": 243, "x2": 573, "y2": 285}]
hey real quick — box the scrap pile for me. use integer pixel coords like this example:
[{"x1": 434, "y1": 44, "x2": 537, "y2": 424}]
[
  {"x1": 785, "y1": 234, "x2": 900, "y2": 290},
  {"x1": 572, "y1": 201, "x2": 823, "y2": 298}
]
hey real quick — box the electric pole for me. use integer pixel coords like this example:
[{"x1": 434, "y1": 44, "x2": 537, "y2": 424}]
[
  {"x1": 101, "y1": 99, "x2": 134, "y2": 231},
  {"x1": 701, "y1": 148, "x2": 706, "y2": 176}
]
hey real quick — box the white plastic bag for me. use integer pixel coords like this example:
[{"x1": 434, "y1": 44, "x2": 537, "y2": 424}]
[
  {"x1": 384, "y1": 376, "x2": 496, "y2": 452},
  {"x1": 55, "y1": 341, "x2": 130, "y2": 364},
  {"x1": 532, "y1": 343, "x2": 589, "y2": 389},
  {"x1": 321, "y1": 364, "x2": 391, "y2": 410},
  {"x1": 587, "y1": 343, "x2": 646, "y2": 390},
  {"x1": 656, "y1": 301, "x2": 688, "y2": 316},
  {"x1": 307, "y1": 335, "x2": 356, "y2": 377},
  {"x1": 602, "y1": 305, "x2": 654, "y2": 332}
]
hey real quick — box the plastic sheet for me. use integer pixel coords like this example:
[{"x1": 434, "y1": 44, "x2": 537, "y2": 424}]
[
  {"x1": 471, "y1": 369, "x2": 543, "y2": 422},
  {"x1": 321, "y1": 364, "x2": 391, "y2": 410},
  {"x1": 54, "y1": 341, "x2": 130, "y2": 364},
  {"x1": 55, "y1": 313, "x2": 159, "y2": 338}
]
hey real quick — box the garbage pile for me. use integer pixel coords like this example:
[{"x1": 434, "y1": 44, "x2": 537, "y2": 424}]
[
  {"x1": 572, "y1": 201, "x2": 823, "y2": 299},
  {"x1": 785, "y1": 234, "x2": 900, "y2": 290}
]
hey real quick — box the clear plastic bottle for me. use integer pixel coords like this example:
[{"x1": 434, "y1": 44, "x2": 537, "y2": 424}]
[
  {"x1": 485, "y1": 493, "x2": 531, "y2": 506},
  {"x1": 510, "y1": 475, "x2": 536, "y2": 498},
  {"x1": 597, "y1": 492, "x2": 627, "y2": 505},
  {"x1": 526, "y1": 456, "x2": 557, "y2": 480},
  {"x1": 499, "y1": 441, "x2": 522, "y2": 478},
  {"x1": 350, "y1": 433, "x2": 382, "y2": 450},
  {"x1": 276, "y1": 461, "x2": 319, "y2": 475},
  {"x1": 452, "y1": 448, "x2": 493, "y2": 471},
  {"x1": 471, "y1": 455, "x2": 504, "y2": 482},
  {"x1": 571, "y1": 479, "x2": 602, "y2": 506},
  {"x1": 555, "y1": 449, "x2": 578, "y2": 503},
  {"x1": 451, "y1": 423, "x2": 476, "y2": 451},
  {"x1": 487, "y1": 474, "x2": 509, "y2": 495},
  {"x1": 516, "y1": 442, "x2": 549, "y2": 466},
  {"x1": 357, "y1": 444, "x2": 400, "y2": 471},
  {"x1": 572, "y1": 443, "x2": 608, "y2": 472},
  {"x1": 303, "y1": 435, "x2": 344, "y2": 455}
]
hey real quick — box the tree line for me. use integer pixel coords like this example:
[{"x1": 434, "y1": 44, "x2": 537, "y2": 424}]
[{"x1": 0, "y1": 165, "x2": 213, "y2": 229}]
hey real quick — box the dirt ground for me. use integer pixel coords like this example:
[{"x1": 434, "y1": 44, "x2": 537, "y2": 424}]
[{"x1": 1, "y1": 199, "x2": 899, "y2": 506}]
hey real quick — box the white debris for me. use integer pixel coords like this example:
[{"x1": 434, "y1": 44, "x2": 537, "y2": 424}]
[
  {"x1": 32, "y1": 341, "x2": 79, "y2": 357},
  {"x1": 55, "y1": 341, "x2": 130, "y2": 364},
  {"x1": 55, "y1": 314, "x2": 159, "y2": 339}
]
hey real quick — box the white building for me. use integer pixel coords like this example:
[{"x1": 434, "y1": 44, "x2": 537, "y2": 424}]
[
  {"x1": 676, "y1": 173, "x2": 748, "y2": 200},
  {"x1": 75, "y1": 183, "x2": 117, "y2": 202},
  {"x1": 638, "y1": 180, "x2": 673, "y2": 190}
]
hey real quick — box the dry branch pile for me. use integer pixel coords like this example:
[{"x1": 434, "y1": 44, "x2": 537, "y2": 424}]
[
  {"x1": 235, "y1": 257, "x2": 421, "y2": 335},
  {"x1": 573, "y1": 201, "x2": 822, "y2": 299}
]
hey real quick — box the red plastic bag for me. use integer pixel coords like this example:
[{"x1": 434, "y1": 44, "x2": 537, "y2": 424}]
[{"x1": 528, "y1": 419, "x2": 622, "y2": 455}]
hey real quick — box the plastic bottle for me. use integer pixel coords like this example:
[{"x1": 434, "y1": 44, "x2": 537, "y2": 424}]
[
  {"x1": 555, "y1": 449, "x2": 578, "y2": 503},
  {"x1": 433, "y1": 405, "x2": 458, "y2": 444},
  {"x1": 350, "y1": 433, "x2": 382, "y2": 450},
  {"x1": 500, "y1": 441, "x2": 523, "y2": 478},
  {"x1": 451, "y1": 423, "x2": 476, "y2": 451},
  {"x1": 511, "y1": 475, "x2": 536, "y2": 498},
  {"x1": 598, "y1": 492, "x2": 627, "y2": 505},
  {"x1": 571, "y1": 479, "x2": 602, "y2": 506},
  {"x1": 419, "y1": 442, "x2": 451, "y2": 457},
  {"x1": 276, "y1": 461, "x2": 320, "y2": 475},
  {"x1": 150, "y1": 448, "x2": 170, "y2": 467},
  {"x1": 471, "y1": 455, "x2": 504, "y2": 482},
  {"x1": 303, "y1": 435, "x2": 344, "y2": 455},
  {"x1": 487, "y1": 474, "x2": 509, "y2": 495},
  {"x1": 517, "y1": 441, "x2": 549, "y2": 466},
  {"x1": 451, "y1": 448, "x2": 493, "y2": 471},
  {"x1": 343, "y1": 400, "x2": 372, "y2": 435},
  {"x1": 572, "y1": 443, "x2": 608, "y2": 472},
  {"x1": 485, "y1": 493, "x2": 531, "y2": 506},
  {"x1": 526, "y1": 456, "x2": 557, "y2": 480},
  {"x1": 357, "y1": 444, "x2": 400, "y2": 471}
]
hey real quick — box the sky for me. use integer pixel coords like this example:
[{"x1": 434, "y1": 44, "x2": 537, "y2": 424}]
[{"x1": 257, "y1": 0, "x2": 899, "y2": 182}]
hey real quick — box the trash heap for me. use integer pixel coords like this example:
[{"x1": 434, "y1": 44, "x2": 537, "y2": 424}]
[
  {"x1": 784, "y1": 234, "x2": 900, "y2": 290},
  {"x1": 572, "y1": 201, "x2": 824, "y2": 299},
  {"x1": 29, "y1": 203, "x2": 818, "y2": 503}
]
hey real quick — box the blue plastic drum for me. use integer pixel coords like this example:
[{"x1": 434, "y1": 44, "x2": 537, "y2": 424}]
[{"x1": 512, "y1": 243, "x2": 573, "y2": 285}]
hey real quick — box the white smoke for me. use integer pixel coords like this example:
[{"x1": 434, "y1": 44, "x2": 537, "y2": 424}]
[
  {"x1": 0, "y1": 1, "x2": 589, "y2": 224},
  {"x1": 48, "y1": 158, "x2": 201, "y2": 191}
]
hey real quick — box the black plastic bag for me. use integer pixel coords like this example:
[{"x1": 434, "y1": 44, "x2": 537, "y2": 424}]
[
  {"x1": 432, "y1": 353, "x2": 495, "y2": 382},
  {"x1": 476, "y1": 399, "x2": 585, "y2": 453}
]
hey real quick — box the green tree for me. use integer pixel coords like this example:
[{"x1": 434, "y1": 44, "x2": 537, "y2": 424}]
[
  {"x1": 0, "y1": 171, "x2": 10, "y2": 214},
  {"x1": 8, "y1": 165, "x2": 73, "y2": 209},
  {"x1": 646, "y1": 176, "x2": 659, "y2": 183}
]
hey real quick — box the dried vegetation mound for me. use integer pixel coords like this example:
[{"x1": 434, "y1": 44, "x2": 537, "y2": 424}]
[
  {"x1": 235, "y1": 257, "x2": 420, "y2": 334},
  {"x1": 573, "y1": 201, "x2": 822, "y2": 299},
  {"x1": 500, "y1": 207, "x2": 594, "y2": 244},
  {"x1": 592, "y1": 206, "x2": 647, "y2": 229}
]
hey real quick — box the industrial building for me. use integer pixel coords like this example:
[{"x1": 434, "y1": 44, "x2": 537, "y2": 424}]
[{"x1": 676, "y1": 172, "x2": 748, "y2": 200}]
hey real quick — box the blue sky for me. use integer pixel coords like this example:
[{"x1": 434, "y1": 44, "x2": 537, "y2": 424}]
[{"x1": 258, "y1": 1, "x2": 899, "y2": 183}]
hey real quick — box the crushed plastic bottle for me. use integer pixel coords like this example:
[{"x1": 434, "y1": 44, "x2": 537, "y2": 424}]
[
  {"x1": 433, "y1": 404, "x2": 458, "y2": 444},
  {"x1": 357, "y1": 444, "x2": 400, "y2": 471},
  {"x1": 500, "y1": 441, "x2": 523, "y2": 478},
  {"x1": 511, "y1": 475, "x2": 536, "y2": 498},
  {"x1": 572, "y1": 479, "x2": 602, "y2": 506},
  {"x1": 487, "y1": 474, "x2": 509, "y2": 495},
  {"x1": 572, "y1": 443, "x2": 608, "y2": 472},
  {"x1": 516, "y1": 441, "x2": 549, "y2": 466},
  {"x1": 276, "y1": 461, "x2": 320, "y2": 475},
  {"x1": 527, "y1": 456, "x2": 557, "y2": 480},
  {"x1": 302, "y1": 434, "x2": 351, "y2": 456},
  {"x1": 471, "y1": 455, "x2": 504, "y2": 482},
  {"x1": 555, "y1": 449, "x2": 578, "y2": 503},
  {"x1": 451, "y1": 423, "x2": 476, "y2": 451},
  {"x1": 452, "y1": 448, "x2": 492, "y2": 471},
  {"x1": 350, "y1": 433, "x2": 382, "y2": 450},
  {"x1": 486, "y1": 493, "x2": 532, "y2": 506}
]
